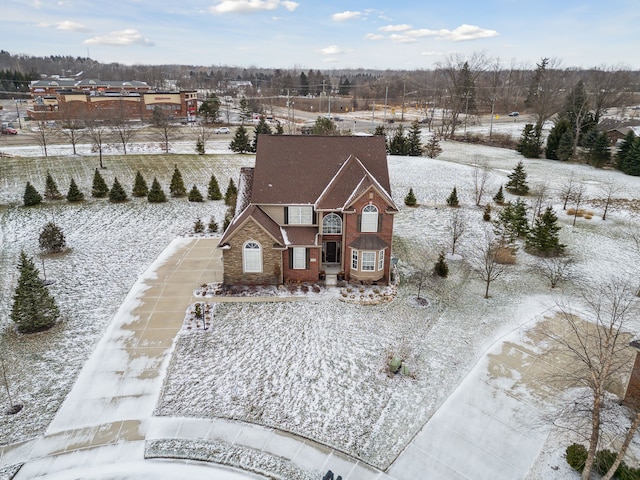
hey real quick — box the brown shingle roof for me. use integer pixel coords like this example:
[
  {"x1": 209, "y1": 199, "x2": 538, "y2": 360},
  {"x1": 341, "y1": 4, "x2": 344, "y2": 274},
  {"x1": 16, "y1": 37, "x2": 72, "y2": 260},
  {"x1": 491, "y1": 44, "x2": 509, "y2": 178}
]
[
  {"x1": 250, "y1": 135, "x2": 390, "y2": 205},
  {"x1": 348, "y1": 235, "x2": 389, "y2": 250},
  {"x1": 217, "y1": 205, "x2": 284, "y2": 248}
]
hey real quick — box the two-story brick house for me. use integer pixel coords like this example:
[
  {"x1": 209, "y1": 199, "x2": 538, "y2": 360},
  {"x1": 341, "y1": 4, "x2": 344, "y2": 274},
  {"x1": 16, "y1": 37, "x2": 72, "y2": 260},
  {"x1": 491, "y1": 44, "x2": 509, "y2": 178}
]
[{"x1": 217, "y1": 135, "x2": 398, "y2": 285}]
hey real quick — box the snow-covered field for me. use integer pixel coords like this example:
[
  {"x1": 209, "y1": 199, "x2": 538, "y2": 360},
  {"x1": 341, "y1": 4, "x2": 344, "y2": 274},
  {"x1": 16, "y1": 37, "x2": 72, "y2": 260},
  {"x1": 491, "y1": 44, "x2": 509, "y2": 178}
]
[{"x1": 1, "y1": 128, "x2": 640, "y2": 477}]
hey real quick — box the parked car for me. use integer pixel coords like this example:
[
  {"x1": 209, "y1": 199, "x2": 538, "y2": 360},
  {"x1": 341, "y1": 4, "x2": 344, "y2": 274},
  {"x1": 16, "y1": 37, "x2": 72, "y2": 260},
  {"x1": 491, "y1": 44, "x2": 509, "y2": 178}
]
[
  {"x1": 508, "y1": 111, "x2": 520, "y2": 117},
  {"x1": 215, "y1": 127, "x2": 230, "y2": 134},
  {"x1": 1, "y1": 127, "x2": 18, "y2": 134}
]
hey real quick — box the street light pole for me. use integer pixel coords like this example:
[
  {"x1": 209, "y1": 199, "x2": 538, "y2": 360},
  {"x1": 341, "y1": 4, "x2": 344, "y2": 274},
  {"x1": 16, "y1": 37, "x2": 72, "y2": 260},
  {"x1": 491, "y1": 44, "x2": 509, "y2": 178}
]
[{"x1": 15, "y1": 101, "x2": 22, "y2": 129}]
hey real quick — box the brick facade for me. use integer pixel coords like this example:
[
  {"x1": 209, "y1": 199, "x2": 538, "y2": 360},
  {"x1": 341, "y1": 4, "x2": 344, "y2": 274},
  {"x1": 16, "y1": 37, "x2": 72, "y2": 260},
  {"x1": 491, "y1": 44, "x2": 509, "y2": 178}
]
[
  {"x1": 282, "y1": 247, "x2": 322, "y2": 283},
  {"x1": 222, "y1": 219, "x2": 283, "y2": 285}
]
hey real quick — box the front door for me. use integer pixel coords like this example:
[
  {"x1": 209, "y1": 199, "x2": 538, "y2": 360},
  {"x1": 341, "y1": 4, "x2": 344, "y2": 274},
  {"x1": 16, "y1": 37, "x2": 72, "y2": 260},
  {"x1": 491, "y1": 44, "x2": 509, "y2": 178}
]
[{"x1": 323, "y1": 241, "x2": 340, "y2": 264}]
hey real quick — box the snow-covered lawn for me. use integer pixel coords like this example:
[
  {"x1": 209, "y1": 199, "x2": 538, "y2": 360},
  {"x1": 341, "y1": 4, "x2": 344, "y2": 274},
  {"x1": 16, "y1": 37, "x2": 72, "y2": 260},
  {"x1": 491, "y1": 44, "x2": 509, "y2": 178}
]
[{"x1": 1, "y1": 133, "x2": 640, "y2": 476}]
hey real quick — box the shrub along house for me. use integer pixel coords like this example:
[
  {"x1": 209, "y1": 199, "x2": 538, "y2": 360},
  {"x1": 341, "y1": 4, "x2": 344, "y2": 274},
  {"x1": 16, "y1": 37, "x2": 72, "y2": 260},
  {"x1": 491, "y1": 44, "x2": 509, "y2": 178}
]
[{"x1": 217, "y1": 135, "x2": 398, "y2": 285}]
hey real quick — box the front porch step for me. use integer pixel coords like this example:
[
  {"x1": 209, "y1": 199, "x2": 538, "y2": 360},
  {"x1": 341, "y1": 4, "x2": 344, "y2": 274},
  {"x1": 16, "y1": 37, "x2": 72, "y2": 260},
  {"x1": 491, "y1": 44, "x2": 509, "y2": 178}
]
[{"x1": 325, "y1": 274, "x2": 338, "y2": 286}]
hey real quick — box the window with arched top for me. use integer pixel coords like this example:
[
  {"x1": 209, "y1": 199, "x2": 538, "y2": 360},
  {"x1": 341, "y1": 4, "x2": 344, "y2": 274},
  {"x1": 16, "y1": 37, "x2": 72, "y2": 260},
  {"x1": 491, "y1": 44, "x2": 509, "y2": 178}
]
[
  {"x1": 243, "y1": 241, "x2": 262, "y2": 273},
  {"x1": 361, "y1": 204, "x2": 379, "y2": 233},
  {"x1": 322, "y1": 213, "x2": 342, "y2": 234}
]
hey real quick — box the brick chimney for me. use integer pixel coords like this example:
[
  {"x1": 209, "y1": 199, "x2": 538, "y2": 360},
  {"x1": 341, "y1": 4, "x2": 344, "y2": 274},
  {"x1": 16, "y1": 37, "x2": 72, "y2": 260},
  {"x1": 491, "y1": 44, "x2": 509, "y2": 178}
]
[{"x1": 623, "y1": 340, "x2": 640, "y2": 411}]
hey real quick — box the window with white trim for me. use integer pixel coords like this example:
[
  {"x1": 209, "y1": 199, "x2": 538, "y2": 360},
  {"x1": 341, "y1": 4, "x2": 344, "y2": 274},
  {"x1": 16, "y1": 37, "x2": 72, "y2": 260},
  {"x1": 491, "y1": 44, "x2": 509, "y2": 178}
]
[
  {"x1": 322, "y1": 213, "x2": 342, "y2": 234},
  {"x1": 288, "y1": 206, "x2": 313, "y2": 225},
  {"x1": 351, "y1": 249, "x2": 358, "y2": 270},
  {"x1": 362, "y1": 251, "x2": 376, "y2": 271},
  {"x1": 243, "y1": 241, "x2": 262, "y2": 273},
  {"x1": 292, "y1": 247, "x2": 306, "y2": 269},
  {"x1": 378, "y1": 249, "x2": 384, "y2": 271},
  {"x1": 361, "y1": 204, "x2": 378, "y2": 232}
]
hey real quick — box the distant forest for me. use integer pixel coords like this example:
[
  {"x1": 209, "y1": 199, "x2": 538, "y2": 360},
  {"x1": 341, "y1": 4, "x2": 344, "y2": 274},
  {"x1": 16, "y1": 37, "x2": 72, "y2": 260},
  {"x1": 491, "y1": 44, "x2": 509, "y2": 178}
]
[{"x1": 1, "y1": 50, "x2": 639, "y2": 119}]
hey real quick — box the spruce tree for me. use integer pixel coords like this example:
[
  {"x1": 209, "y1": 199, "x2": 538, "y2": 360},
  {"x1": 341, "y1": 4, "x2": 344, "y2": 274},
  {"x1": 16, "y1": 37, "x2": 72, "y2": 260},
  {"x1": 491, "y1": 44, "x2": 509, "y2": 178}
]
[
  {"x1": 188, "y1": 184, "x2": 204, "y2": 202},
  {"x1": 446, "y1": 186, "x2": 459, "y2": 207},
  {"x1": 545, "y1": 119, "x2": 571, "y2": 160},
  {"x1": 193, "y1": 217, "x2": 205, "y2": 233},
  {"x1": 516, "y1": 123, "x2": 542, "y2": 158},
  {"x1": 109, "y1": 177, "x2": 128, "y2": 202},
  {"x1": 230, "y1": 125, "x2": 251, "y2": 153},
  {"x1": 505, "y1": 160, "x2": 529, "y2": 195},
  {"x1": 39, "y1": 222, "x2": 66, "y2": 254},
  {"x1": 207, "y1": 173, "x2": 222, "y2": 200},
  {"x1": 195, "y1": 137, "x2": 205, "y2": 155},
  {"x1": 407, "y1": 120, "x2": 423, "y2": 156},
  {"x1": 556, "y1": 130, "x2": 575, "y2": 161},
  {"x1": 251, "y1": 115, "x2": 272, "y2": 153},
  {"x1": 424, "y1": 135, "x2": 443, "y2": 159},
  {"x1": 374, "y1": 125, "x2": 389, "y2": 152},
  {"x1": 616, "y1": 130, "x2": 636, "y2": 172},
  {"x1": 587, "y1": 132, "x2": 611, "y2": 168},
  {"x1": 493, "y1": 185, "x2": 505, "y2": 204},
  {"x1": 404, "y1": 187, "x2": 417, "y2": 206},
  {"x1": 526, "y1": 206, "x2": 565, "y2": 256},
  {"x1": 433, "y1": 250, "x2": 449, "y2": 278},
  {"x1": 92, "y1": 168, "x2": 109, "y2": 198},
  {"x1": 494, "y1": 199, "x2": 529, "y2": 243},
  {"x1": 224, "y1": 178, "x2": 238, "y2": 206},
  {"x1": 23, "y1": 182, "x2": 43, "y2": 206},
  {"x1": 11, "y1": 251, "x2": 60, "y2": 333},
  {"x1": 169, "y1": 164, "x2": 187, "y2": 197},
  {"x1": 132, "y1": 171, "x2": 149, "y2": 197},
  {"x1": 147, "y1": 177, "x2": 167, "y2": 203},
  {"x1": 388, "y1": 125, "x2": 409, "y2": 155},
  {"x1": 208, "y1": 217, "x2": 219, "y2": 233},
  {"x1": 44, "y1": 172, "x2": 64, "y2": 200},
  {"x1": 66, "y1": 178, "x2": 84, "y2": 202}
]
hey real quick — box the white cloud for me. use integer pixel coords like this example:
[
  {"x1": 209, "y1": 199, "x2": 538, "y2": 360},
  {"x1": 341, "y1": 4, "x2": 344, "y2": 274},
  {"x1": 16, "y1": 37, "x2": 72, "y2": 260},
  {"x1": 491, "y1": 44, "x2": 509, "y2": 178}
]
[
  {"x1": 320, "y1": 45, "x2": 344, "y2": 55},
  {"x1": 379, "y1": 24, "x2": 412, "y2": 33},
  {"x1": 57, "y1": 20, "x2": 89, "y2": 32},
  {"x1": 390, "y1": 34, "x2": 417, "y2": 44},
  {"x1": 84, "y1": 29, "x2": 154, "y2": 46},
  {"x1": 210, "y1": 0, "x2": 299, "y2": 14},
  {"x1": 332, "y1": 11, "x2": 361, "y2": 22},
  {"x1": 365, "y1": 33, "x2": 384, "y2": 41},
  {"x1": 442, "y1": 24, "x2": 498, "y2": 41}
]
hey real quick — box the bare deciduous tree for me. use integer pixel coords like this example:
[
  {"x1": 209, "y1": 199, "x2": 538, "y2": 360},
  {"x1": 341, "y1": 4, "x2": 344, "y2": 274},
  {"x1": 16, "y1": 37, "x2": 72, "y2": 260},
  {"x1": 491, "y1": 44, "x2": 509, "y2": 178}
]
[
  {"x1": 471, "y1": 158, "x2": 490, "y2": 206},
  {"x1": 32, "y1": 121, "x2": 56, "y2": 157},
  {"x1": 111, "y1": 111, "x2": 136, "y2": 155},
  {"x1": 544, "y1": 278, "x2": 639, "y2": 480},
  {"x1": 472, "y1": 229, "x2": 507, "y2": 298},
  {"x1": 529, "y1": 182, "x2": 549, "y2": 225},
  {"x1": 84, "y1": 115, "x2": 111, "y2": 169},
  {"x1": 598, "y1": 181, "x2": 618, "y2": 221},
  {"x1": 448, "y1": 208, "x2": 467, "y2": 255},
  {"x1": 538, "y1": 256, "x2": 573, "y2": 288},
  {"x1": 58, "y1": 112, "x2": 85, "y2": 155},
  {"x1": 570, "y1": 182, "x2": 587, "y2": 227}
]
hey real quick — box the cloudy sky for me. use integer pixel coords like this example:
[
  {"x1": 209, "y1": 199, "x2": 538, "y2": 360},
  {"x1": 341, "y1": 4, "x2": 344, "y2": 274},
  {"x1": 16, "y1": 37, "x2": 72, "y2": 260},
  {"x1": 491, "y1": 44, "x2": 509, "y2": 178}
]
[{"x1": 3, "y1": 0, "x2": 639, "y2": 70}]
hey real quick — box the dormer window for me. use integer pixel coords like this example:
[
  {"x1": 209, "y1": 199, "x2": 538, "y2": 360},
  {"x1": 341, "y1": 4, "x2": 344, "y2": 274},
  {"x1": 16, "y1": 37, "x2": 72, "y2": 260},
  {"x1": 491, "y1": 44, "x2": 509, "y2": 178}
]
[
  {"x1": 322, "y1": 213, "x2": 342, "y2": 234},
  {"x1": 287, "y1": 206, "x2": 313, "y2": 225},
  {"x1": 361, "y1": 204, "x2": 378, "y2": 232}
]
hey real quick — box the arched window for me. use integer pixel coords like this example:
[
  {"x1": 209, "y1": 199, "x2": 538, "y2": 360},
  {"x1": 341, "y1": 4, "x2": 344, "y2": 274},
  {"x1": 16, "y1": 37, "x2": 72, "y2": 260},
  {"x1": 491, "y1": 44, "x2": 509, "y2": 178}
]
[
  {"x1": 243, "y1": 241, "x2": 262, "y2": 273},
  {"x1": 361, "y1": 204, "x2": 378, "y2": 232},
  {"x1": 322, "y1": 213, "x2": 342, "y2": 234}
]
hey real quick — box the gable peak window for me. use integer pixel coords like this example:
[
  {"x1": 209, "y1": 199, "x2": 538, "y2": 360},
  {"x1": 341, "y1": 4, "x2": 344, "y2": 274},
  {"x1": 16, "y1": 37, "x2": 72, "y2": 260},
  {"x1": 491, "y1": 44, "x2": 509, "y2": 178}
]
[
  {"x1": 361, "y1": 204, "x2": 379, "y2": 233},
  {"x1": 322, "y1": 213, "x2": 342, "y2": 234}
]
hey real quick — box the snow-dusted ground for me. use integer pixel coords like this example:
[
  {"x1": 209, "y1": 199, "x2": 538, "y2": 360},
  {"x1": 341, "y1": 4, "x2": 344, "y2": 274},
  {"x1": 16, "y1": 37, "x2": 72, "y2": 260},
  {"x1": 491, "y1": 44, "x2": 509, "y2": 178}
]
[{"x1": 1, "y1": 124, "x2": 640, "y2": 478}]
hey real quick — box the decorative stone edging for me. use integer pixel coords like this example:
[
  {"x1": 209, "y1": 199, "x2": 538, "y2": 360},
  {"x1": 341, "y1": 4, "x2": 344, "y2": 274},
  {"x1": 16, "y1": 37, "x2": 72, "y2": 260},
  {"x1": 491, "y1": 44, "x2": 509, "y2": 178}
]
[{"x1": 145, "y1": 438, "x2": 318, "y2": 480}]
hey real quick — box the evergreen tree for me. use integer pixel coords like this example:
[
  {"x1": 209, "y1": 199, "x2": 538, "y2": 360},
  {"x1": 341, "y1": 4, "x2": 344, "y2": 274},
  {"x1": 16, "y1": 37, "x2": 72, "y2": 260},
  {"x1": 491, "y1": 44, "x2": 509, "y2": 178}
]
[
  {"x1": 91, "y1": 168, "x2": 109, "y2": 198},
  {"x1": 109, "y1": 177, "x2": 128, "y2": 202},
  {"x1": 44, "y1": 172, "x2": 63, "y2": 200},
  {"x1": 10, "y1": 251, "x2": 60, "y2": 333},
  {"x1": 493, "y1": 185, "x2": 505, "y2": 204},
  {"x1": 483, "y1": 204, "x2": 492, "y2": 221},
  {"x1": 494, "y1": 199, "x2": 529, "y2": 243},
  {"x1": 275, "y1": 122, "x2": 284, "y2": 134},
  {"x1": 195, "y1": 137, "x2": 205, "y2": 155},
  {"x1": 433, "y1": 250, "x2": 449, "y2": 278},
  {"x1": 169, "y1": 164, "x2": 187, "y2": 197},
  {"x1": 545, "y1": 119, "x2": 571, "y2": 160},
  {"x1": 132, "y1": 171, "x2": 149, "y2": 197},
  {"x1": 39, "y1": 221, "x2": 66, "y2": 254},
  {"x1": 312, "y1": 116, "x2": 338, "y2": 135},
  {"x1": 250, "y1": 115, "x2": 272, "y2": 153},
  {"x1": 224, "y1": 178, "x2": 237, "y2": 206},
  {"x1": 556, "y1": 130, "x2": 575, "y2": 161},
  {"x1": 23, "y1": 181, "x2": 43, "y2": 206},
  {"x1": 424, "y1": 135, "x2": 443, "y2": 159},
  {"x1": 374, "y1": 125, "x2": 389, "y2": 152},
  {"x1": 388, "y1": 125, "x2": 409, "y2": 155},
  {"x1": 446, "y1": 186, "x2": 459, "y2": 207},
  {"x1": 208, "y1": 217, "x2": 219, "y2": 233},
  {"x1": 407, "y1": 120, "x2": 423, "y2": 156},
  {"x1": 230, "y1": 124, "x2": 251, "y2": 153},
  {"x1": 147, "y1": 177, "x2": 167, "y2": 203},
  {"x1": 526, "y1": 206, "x2": 565, "y2": 256},
  {"x1": 207, "y1": 173, "x2": 222, "y2": 200},
  {"x1": 66, "y1": 178, "x2": 84, "y2": 202},
  {"x1": 188, "y1": 184, "x2": 204, "y2": 202},
  {"x1": 587, "y1": 131, "x2": 611, "y2": 168},
  {"x1": 198, "y1": 94, "x2": 220, "y2": 124},
  {"x1": 616, "y1": 130, "x2": 636, "y2": 172},
  {"x1": 193, "y1": 217, "x2": 205, "y2": 233},
  {"x1": 516, "y1": 123, "x2": 542, "y2": 158},
  {"x1": 404, "y1": 187, "x2": 417, "y2": 206},
  {"x1": 505, "y1": 160, "x2": 529, "y2": 195},
  {"x1": 622, "y1": 140, "x2": 640, "y2": 176}
]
